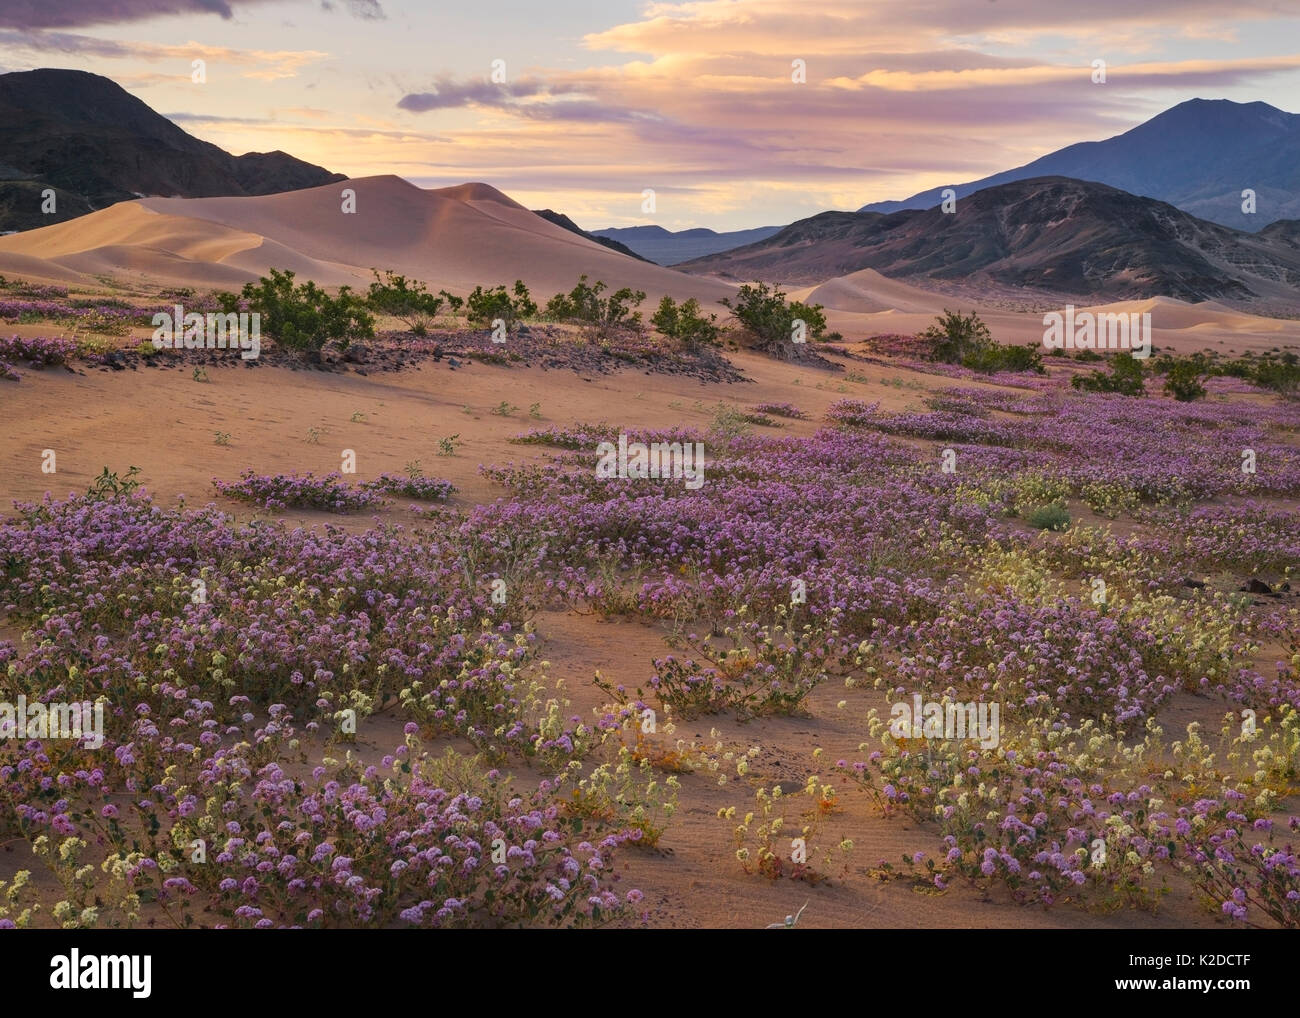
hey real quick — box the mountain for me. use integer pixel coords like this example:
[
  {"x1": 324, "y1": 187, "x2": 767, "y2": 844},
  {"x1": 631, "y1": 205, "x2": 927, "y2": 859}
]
[
  {"x1": 590, "y1": 224, "x2": 783, "y2": 265},
  {"x1": 0, "y1": 68, "x2": 346, "y2": 232},
  {"x1": 0, "y1": 175, "x2": 736, "y2": 304},
  {"x1": 531, "y1": 209, "x2": 649, "y2": 262},
  {"x1": 681, "y1": 176, "x2": 1300, "y2": 309},
  {"x1": 859, "y1": 98, "x2": 1300, "y2": 232}
]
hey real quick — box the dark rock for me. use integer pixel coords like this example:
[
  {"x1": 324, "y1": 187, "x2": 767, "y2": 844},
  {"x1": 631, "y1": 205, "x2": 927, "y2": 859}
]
[
  {"x1": 1182, "y1": 578, "x2": 1206, "y2": 589},
  {"x1": 1242, "y1": 578, "x2": 1273, "y2": 594}
]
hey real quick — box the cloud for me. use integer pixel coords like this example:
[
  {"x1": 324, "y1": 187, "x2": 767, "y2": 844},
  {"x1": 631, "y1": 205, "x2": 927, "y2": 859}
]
[
  {"x1": 0, "y1": 0, "x2": 382, "y2": 29},
  {"x1": 0, "y1": 1, "x2": 250, "y2": 30},
  {"x1": 0, "y1": 30, "x2": 328, "y2": 79},
  {"x1": 319, "y1": 0, "x2": 385, "y2": 20},
  {"x1": 397, "y1": 77, "x2": 579, "y2": 112}
]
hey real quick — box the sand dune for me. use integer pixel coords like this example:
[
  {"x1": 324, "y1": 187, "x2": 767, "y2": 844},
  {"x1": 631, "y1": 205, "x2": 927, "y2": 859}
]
[
  {"x1": 0, "y1": 175, "x2": 735, "y2": 302},
  {"x1": 1, "y1": 175, "x2": 1295, "y2": 354},
  {"x1": 799, "y1": 268, "x2": 1300, "y2": 353},
  {"x1": 798, "y1": 268, "x2": 956, "y2": 315}
]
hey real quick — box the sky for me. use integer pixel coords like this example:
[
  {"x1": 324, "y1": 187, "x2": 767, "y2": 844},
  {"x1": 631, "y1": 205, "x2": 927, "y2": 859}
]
[{"x1": 2, "y1": 0, "x2": 1300, "y2": 231}]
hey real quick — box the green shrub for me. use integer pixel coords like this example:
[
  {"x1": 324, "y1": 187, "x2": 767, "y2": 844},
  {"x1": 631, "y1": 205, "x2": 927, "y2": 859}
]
[
  {"x1": 366, "y1": 270, "x2": 445, "y2": 335},
  {"x1": 220, "y1": 268, "x2": 373, "y2": 351},
  {"x1": 1163, "y1": 359, "x2": 1207, "y2": 402},
  {"x1": 651, "y1": 295, "x2": 720, "y2": 352},
  {"x1": 961, "y1": 342, "x2": 1043, "y2": 374},
  {"x1": 1025, "y1": 501, "x2": 1070, "y2": 531},
  {"x1": 1072, "y1": 352, "x2": 1146, "y2": 396},
  {"x1": 465, "y1": 281, "x2": 537, "y2": 332},
  {"x1": 1252, "y1": 355, "x2": 1300, "y2": 396},
  {"x1": 920, "y1": 309, "x2": 992, "y2": 364},
  {"x1": 719, "y1": 282, "x2": 827, "y2": 358},
  {"x1": 87, "y1": 466, "x2": 142, "y2": 500},
  {"x1": 544, "y1": 275, "x2": 646, "y2": 338}
]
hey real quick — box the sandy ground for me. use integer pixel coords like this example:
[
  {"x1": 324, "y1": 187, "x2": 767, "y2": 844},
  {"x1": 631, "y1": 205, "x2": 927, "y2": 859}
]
[{"x1": 1, "y1": 344, "x2": 1271, "y2": 929}]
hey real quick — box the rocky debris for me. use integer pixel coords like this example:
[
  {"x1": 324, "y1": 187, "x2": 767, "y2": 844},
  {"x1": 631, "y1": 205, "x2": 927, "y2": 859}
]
[{"x1": 76, "y1": 324, "x2": 751, "y2": 384}]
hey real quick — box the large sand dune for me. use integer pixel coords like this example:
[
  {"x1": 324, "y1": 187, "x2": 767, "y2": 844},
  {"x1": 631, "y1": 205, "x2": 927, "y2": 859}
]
[
  {"x1": 802, "y1": 268, "x2": 1300, "y2": 354},
  {"x1": 0, "y1": 175, "x2": 1296, "y2": 353},
  {"x1": 0, "y1": 175, "x2": 736, "y2": 302}
]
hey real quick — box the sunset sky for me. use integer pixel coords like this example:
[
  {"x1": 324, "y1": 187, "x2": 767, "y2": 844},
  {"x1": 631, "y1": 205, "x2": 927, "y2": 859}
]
[{"x1": 2, "y1": 0, "x2": 1299, "y2": 231}]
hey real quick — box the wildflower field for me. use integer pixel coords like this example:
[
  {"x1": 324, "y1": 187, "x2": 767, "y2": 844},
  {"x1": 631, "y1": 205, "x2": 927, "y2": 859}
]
[{"x1": 2, "y1": 312, "x2": 1299, "y2": 932}]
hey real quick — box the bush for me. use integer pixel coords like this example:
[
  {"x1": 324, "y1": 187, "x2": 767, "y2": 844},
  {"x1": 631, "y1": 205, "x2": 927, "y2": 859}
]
[
  {"x1": 545, "y1": 275, "x2": 646, "y2": 339},
  {"x1": 367, "y1": 270, "x2": 445, "y2": 335},
  {"x1": 466, "y1": 280, "x2": 537, "y2": 332},
  {"x1": 213, "y1": 469, "x2": 385, "y2": 513},
  {"x1": 651, "y1": 295, "x2": 719, "y2": 352},
  {"x1": 359, "y1": 472, "x2": 456, "y2": 501},
  {"x1": 961, "y1": 342, "x2": 1043, "y2": 375},
  {"x1": 1025, "y1": 501, "x2": 1070, "y2": 531},
  {"x1": 220, "y1": 269, "x2": 374, "y2": 351},
  {"x1": 920, "y1": 310, "x2": 992, "y2": 364},
  {"x1": 1252, "y1": 355, "x2": 1300, "y2": 396},
  {"x1": 1072, "y1": 352, "x2": 1146, "y2": 396},
  {"x1": 719, "y1": 282, "x2": 827, "y2": 358},
  {"x1": 1163, "y1": 359, "x2": 1207, "y2": 402}
]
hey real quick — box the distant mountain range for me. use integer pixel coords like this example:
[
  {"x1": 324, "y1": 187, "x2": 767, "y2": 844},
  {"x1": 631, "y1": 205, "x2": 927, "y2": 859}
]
[
  {"x1": 531, "y1": 209, "x2": 648, "y2": 262},
  {"x1": 0, "y1": 68, "x2": 345, "y2": 232},
  {"x1": 590, "y1": 224, "x2": 783, "y2": 265},
  {"x1": 860, "y1": 98, "x2": 1300, "y2": 233},
  {"x1": 682, "y1": 176, "x2": 1300, "y2": 309}
]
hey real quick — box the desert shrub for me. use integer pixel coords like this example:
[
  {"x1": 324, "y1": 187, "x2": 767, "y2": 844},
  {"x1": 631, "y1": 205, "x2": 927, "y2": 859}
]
[
  {"x1": 367, "y1": 270, "x2": 445, "y2": 335},
  {"x1": 1025, "y1": 501, "x2": 1070, "y2": 531},
  {"x1": 220, "y1": 269, "x2": 374, "y2": 351},
  {"x1": 1252, "y1": 355, "x2": 1300, "y2": 396},
  {"x1": 466, "y1": 281, "x2": 537, "y2": 332},
  {"x1": 961, "y1": 342, "x2": 1044, "y2": 375},
  {"x1": 86, "y1": 465, "x2": 143, "y2": 500},
  {"x1": 710, "y1": 402, "x2": 753, "y2": 444},
  {"x1": 651, "y1": 295, "x2": 719, "y2": 352},
  {"x1": 920, "y1": 309, "x2": 992, "y2": 364},
  {"x1": 719, "y1": 282, "x2": 827, "y2": 358},
  {"x1": 1163, "y1": 359, "x2": 1207, "y2": 402},
  {"x1": 1072, "y1": 352, "x2": 1146, "y2": 396},
  {"x1": 545, "y1": 276, "x2": 646, "y2": 339}
]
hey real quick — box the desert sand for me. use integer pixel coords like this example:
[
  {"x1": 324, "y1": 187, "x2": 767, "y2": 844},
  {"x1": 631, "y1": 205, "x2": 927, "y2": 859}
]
[
  {"x1": 0, "y1": 176, "x2": 737, "y2": 303},
  {"x1": 2, "y1": 340, "x2": 1282, "y2": 929}
]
